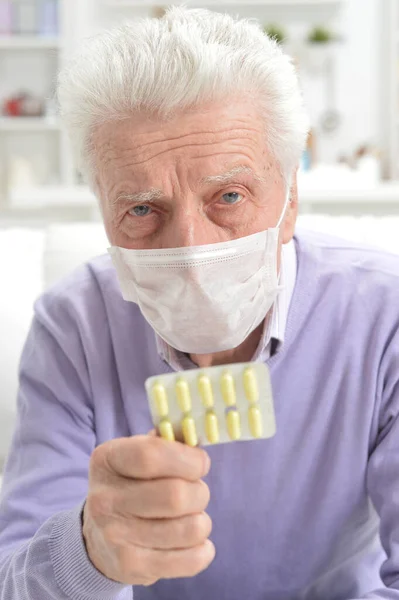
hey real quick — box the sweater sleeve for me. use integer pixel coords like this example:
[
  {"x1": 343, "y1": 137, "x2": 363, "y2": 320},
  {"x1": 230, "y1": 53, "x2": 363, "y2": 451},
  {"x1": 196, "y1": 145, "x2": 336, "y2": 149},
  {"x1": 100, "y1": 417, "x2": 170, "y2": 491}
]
[
  {"x1": 349, "y1": 331, "x2": 399, "y2": 599},
  {"x1": 0, "y1": 299, "x2": 132, "y2": 600}
]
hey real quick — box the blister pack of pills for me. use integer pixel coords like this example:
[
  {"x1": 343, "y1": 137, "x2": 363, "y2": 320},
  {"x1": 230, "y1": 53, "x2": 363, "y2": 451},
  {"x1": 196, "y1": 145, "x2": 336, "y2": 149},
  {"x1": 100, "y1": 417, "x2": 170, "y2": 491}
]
[{"x1": 145, "y1": 362, "x2": 276, "y2": 446}]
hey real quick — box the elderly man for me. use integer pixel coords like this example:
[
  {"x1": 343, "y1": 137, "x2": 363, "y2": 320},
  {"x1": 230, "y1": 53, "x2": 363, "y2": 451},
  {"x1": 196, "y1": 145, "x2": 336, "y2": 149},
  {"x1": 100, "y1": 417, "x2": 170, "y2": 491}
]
[{"x1": 0, "y1": 6, "x2": 398, "y2": 600}]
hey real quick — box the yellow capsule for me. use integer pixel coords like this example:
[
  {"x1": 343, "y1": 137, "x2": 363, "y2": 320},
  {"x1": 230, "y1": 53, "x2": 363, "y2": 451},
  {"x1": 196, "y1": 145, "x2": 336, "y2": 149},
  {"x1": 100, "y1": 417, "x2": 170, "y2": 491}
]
[
  {"x1": 220, "y1": 371, "x2": 236, "y2": 407},
  {"x1": 248, "y1": 406, "x2": 263, "y2": 439},
  {"x1": 197, "y1": 374, "x2": 214, "y2": 409},
  {"x1": 182, "y1": 416, "x2": 198, "y2": 447},
  {"x1": 226, "y1": 409, "x2": 241, "y2": 441},
  {"x1": 175, "y1": 378, "x2": 192, "y2": 413},
  {"x1": 205, "y1": 411, "x2": 220, "y2": 444},
  {"x1": 243, "y1": 367, "x2": 259, "y2": 404},
  {"x1": 152, "y1": 383, "x2": 169, "y2": 418},
  {"x1": 159, "y1": 419, "x2": 175, "y2": 442}
]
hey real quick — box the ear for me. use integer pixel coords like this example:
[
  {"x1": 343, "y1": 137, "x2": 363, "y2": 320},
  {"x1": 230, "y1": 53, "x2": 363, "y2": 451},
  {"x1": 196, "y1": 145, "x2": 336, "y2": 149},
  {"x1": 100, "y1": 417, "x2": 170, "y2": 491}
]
[{"x1": 282, "y1": 170, "x2": 298, "y2": 244}]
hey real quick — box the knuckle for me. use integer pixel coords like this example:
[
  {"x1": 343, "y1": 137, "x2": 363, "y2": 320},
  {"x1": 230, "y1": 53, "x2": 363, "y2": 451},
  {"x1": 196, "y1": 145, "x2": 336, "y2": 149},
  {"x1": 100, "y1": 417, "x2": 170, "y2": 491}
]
[
  {"x1": 91, "y1": 440, "x2": 122, "y2": 478},
  {"x1": 190, "y1": 514, "x2": 212, "y2": 544},
  {"x1": 151, "y1": 521, "x2": 170, "y2": 548},
  {"x1": 90, "y1": 444, "x2": 107, "y2": 473},
  {"x1": 130, "y1": 517, "x2": 153, "y2": 548},
  {"x1": 204, "y1": 513, "x2": 213, "y2": 537},
  {"x1": 197, "y1": 481, "x2": 211, "y2": 510},
  {"x1": 166, "y1": 480, "x2": 187, "y2": 513},
  {"x1": 190, "y1": 542, "x2": 216, "y2": 576}
]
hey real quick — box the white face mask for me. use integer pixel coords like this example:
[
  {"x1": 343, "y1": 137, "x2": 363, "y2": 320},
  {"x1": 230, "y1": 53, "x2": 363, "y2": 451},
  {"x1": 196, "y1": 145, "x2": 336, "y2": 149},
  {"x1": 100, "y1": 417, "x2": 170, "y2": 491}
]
[{"x1": 108, "y1": 194, "x2": 290, "y2": 354}]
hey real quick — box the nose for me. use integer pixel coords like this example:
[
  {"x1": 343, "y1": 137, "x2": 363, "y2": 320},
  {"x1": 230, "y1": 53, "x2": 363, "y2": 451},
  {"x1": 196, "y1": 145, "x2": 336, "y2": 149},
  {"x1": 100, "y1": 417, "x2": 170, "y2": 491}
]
[
  {"x1": 160, "y1": 207, "x2": 218, "y2": 288},
  {"x1": 163, "y1": 208, "x2": 211, "y2": 248}
]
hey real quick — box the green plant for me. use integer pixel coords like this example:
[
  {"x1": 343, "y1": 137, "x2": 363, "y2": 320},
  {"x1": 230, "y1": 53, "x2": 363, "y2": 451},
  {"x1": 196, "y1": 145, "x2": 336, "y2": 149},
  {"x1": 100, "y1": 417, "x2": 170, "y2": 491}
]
[
  {"x1": 264, "y1": 23, "x2": 286, "y2": 45},
  {"x1": 307, "y1": 26, "x2": 334, "y2": 44}
]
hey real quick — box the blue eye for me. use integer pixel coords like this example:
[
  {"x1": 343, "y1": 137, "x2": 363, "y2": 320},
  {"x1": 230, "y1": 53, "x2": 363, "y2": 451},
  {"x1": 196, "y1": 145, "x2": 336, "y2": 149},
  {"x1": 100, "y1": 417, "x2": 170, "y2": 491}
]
[
  {"x1": 222, "y1": 192, "x2": 242, "y2": 204},
  {"x1": 130, "y1": 205, "x2": 152, "y2": 217}
]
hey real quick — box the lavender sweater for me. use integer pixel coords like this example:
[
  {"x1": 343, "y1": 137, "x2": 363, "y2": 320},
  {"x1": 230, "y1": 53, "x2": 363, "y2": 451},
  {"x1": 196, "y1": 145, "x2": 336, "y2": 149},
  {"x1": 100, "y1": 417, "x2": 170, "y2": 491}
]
[{"x1": 1, "y1": 231, "x2": 399, "y2": 600}]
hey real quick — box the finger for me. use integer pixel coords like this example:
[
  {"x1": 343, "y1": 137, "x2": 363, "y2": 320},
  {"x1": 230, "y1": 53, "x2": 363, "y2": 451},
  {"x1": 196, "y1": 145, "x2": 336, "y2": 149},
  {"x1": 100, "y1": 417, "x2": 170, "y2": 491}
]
[
  {"x1": 134, "y1": 540, "x2": 216, "y2": 581},
  {"x1": 115, "y1": 478, "x2": 211, "y2": 519},
  {"x1": 102, "y1": 435, "x2": 211, "y2": 482},
  {"x1": 110, "y1": 512, "x2": 213, "y2": 550}
]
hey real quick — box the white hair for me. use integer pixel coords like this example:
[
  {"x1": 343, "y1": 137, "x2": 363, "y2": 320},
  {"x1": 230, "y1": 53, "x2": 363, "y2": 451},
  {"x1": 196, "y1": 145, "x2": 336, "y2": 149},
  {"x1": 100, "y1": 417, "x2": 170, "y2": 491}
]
[{"x1": 57, "y1": 6, "x2": 309, "y2": 185}]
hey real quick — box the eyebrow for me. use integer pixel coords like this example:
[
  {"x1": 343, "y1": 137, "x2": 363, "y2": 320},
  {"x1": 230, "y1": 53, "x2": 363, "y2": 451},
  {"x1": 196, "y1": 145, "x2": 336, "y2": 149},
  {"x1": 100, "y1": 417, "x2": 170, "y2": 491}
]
[
  {"x1": 200, "y1": 165, "x2": 267, "y2": 186},
  {"x1": 113, "y1": 188, "x2": 164, "y2": 206}
]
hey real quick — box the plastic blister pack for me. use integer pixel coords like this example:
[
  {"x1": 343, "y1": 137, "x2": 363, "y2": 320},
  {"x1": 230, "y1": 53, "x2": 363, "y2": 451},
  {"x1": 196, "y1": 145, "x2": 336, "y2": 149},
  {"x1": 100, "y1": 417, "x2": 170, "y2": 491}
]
[{"x1": 145, "y1": 362, "x2": 276, "y2": 446}]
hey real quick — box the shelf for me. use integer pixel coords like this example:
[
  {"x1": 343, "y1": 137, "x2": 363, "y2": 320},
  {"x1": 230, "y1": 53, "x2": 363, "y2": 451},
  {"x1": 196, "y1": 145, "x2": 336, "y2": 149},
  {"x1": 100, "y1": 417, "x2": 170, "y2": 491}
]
[
  {"x1": 0, "y1": 35, "x2": 60, "y2": 50},
  {"x1": 0, "y1": 118, "x2": 60, "y2": 132},
  {"x1": 104, "y1": 0, "x2": 342, "y2": 6}
]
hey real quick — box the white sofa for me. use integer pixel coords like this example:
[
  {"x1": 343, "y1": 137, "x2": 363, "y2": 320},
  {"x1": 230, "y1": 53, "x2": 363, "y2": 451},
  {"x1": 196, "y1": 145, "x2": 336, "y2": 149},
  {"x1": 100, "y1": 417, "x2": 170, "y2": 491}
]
[
  {"x1": 1, "y1": 215, "x2": 399, "y2": 486},
  {"x1": 0, "y1": 223, "x2": 108, "y2": 474}
]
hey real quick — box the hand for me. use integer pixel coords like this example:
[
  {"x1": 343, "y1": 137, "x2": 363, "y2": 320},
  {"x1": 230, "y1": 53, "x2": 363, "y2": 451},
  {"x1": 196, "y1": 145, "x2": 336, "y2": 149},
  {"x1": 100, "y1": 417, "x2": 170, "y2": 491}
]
[{"x1": 82, "y1": 434, "x2": 214, "y2": 586}]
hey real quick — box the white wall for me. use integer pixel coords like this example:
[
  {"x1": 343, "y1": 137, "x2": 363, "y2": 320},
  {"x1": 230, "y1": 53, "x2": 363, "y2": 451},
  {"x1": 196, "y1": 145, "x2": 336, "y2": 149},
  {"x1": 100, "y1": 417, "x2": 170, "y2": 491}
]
[{"x1": 300, "y1": 0, "x2": 380, "y2": 163}]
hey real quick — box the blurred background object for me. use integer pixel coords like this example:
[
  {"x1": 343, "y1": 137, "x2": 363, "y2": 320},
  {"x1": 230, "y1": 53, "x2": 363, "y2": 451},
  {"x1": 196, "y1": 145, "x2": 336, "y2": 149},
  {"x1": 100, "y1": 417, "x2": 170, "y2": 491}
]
[
  {"x1": 0, "y1": 0, "x2": 397, "y2": 224},
  {"x1": 264, "y1": 23, "x2": 287, "y2": 45}
]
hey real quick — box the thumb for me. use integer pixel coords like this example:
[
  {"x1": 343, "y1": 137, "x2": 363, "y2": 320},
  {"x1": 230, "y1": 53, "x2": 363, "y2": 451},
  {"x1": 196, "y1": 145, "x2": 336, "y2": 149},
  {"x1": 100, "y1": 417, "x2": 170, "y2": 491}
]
[{"x1": 148, "y1": 425, "x2": 187, "y2": 444}]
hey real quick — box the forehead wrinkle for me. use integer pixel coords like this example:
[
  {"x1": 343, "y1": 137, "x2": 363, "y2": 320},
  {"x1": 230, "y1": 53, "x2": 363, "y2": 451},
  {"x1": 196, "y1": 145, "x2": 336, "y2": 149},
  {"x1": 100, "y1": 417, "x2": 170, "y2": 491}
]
[
  {"x1": 133, "y1": 125, "x2": 260, "y2": 150},
  {"x1": 104, "y1": 126, "x2": 261, "y2": 168},
  {"x1": 201, "y1": 166, "x2": 267, "y2": 186},
  {"x1": 115, "y1": 139, "x2": 256, "y2": 168}
]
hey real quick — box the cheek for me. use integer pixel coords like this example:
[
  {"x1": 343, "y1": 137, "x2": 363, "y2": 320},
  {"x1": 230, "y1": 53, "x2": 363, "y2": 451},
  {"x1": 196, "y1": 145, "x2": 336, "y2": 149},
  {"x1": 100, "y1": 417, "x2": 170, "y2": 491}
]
[
  {"x1": 235, "y1": 204, "x2": 278, "y2": 237},
  {"x1": 106, "y1": 226, "x2": 148, "y2": 249}
]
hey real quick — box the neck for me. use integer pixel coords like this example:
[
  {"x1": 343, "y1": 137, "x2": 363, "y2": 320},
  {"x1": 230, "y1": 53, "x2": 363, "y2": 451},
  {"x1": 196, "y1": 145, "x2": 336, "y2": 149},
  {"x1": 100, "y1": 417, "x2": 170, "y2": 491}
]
[{"x1": 189, "y1": 321, "x2": 264, "y2": 368}]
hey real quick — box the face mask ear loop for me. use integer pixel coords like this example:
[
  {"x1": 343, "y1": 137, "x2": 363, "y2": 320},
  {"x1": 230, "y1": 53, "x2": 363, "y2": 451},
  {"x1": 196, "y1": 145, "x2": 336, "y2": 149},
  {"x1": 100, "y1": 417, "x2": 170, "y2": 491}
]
[
  {"x1": 275, "y1": 181, "x2": 292, "y2": 285},
  {"x1": 276, "y1": 184, "x2": 292, "y2": 230}
]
